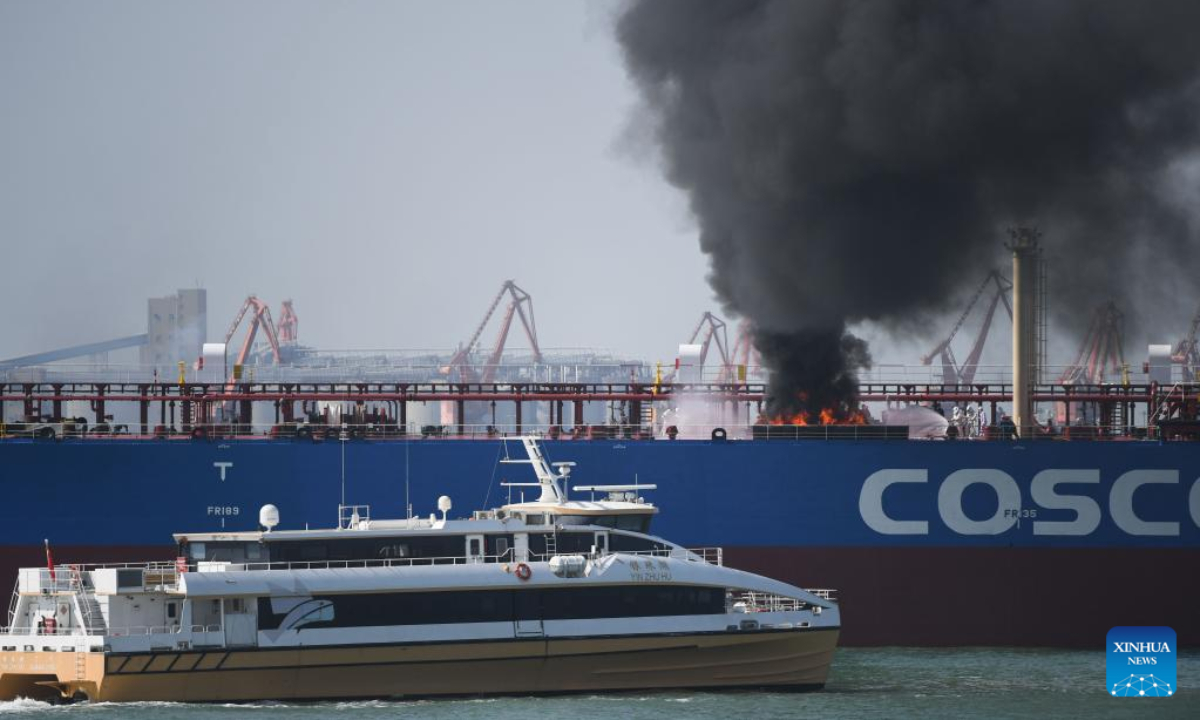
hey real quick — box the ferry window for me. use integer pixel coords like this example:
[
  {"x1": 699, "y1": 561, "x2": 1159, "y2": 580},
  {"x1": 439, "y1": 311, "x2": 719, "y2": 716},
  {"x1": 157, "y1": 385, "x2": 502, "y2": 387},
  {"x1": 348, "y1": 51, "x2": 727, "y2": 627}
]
[
  {"x1": 552, "y1": 532, "x2": 594, "y2": 554},
  {"x1": 224, "y1": 598, "x2": 246, "y2": 614},
  {"x1": 300, "y1": 544, "x2": 328, "y2": 561},
  {"x1": 247, "y1": 585, "x2": 725, "y2": 630},
  {"x1": 489, "y1": 535, "x2": 511, "y2": 558},
  {"x1": 378, "y1": 543, "x2": 411, "y2": 559},
  {"x1": 616, "y1": 515, "x2": 649, "y2": 532},
  {"x1": 191, "y1": 543, "x2": 206, "y2": 560},
  {"x1": 468, "y1": 538, "x2": 482, "y2": 556},
  {"x1": 609, "y1": 534, "x2": 662, "y2": 553},
  {"x1": 167, "y1": 603, "x2": 177, "y2": 619}
]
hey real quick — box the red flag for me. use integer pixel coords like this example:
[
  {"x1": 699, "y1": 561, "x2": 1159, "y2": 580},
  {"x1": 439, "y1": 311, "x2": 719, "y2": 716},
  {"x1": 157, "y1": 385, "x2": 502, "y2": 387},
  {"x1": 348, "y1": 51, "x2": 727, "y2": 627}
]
[{"x1": 44, "y1": 539, "x2": 55, "y2": 582}]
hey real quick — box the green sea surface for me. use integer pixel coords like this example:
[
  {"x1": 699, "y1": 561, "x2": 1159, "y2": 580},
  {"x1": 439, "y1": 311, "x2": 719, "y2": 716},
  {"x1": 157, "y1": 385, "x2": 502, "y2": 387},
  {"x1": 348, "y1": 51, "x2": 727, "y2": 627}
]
[{"x1": 1, "y1": 648, "x2": 1196, "y2": 718}]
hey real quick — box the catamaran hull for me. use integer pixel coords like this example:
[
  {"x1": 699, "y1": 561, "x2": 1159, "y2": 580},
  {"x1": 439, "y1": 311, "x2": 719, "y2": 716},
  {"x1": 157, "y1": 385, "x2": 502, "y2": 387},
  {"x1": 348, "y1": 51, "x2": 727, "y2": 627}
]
[{"x1": 0, "y1": 628, "x2": 838, "y2": 702}]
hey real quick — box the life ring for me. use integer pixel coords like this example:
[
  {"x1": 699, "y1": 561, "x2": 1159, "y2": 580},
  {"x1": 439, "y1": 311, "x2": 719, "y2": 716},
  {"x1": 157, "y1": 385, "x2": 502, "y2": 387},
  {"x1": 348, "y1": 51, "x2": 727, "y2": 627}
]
[{"x1": 515, "y1": 563, "x2": 532, "y2": 581}]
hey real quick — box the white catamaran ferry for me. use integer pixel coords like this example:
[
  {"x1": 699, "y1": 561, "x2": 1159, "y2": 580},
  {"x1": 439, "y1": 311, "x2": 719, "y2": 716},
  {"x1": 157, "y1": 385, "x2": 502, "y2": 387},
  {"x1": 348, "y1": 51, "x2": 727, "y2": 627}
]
[{"x1": 0, "y1": 438, "x2": 840, "y2": 703}]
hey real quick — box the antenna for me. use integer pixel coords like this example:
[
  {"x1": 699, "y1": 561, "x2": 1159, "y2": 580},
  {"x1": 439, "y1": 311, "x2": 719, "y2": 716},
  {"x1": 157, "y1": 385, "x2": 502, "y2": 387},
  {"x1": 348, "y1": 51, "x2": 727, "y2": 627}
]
[{"x1": 405, "y1": 436, "x2": 411, "y2": 520}]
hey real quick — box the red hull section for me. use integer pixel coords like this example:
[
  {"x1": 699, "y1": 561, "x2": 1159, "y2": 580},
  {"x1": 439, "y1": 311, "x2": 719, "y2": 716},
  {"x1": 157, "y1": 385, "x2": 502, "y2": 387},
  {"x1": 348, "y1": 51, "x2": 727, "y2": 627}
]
[
  {"x1": 3, "y1": 545, "x2": 1192, "y2": 647},
  {"x1": 725, "y1": 547, "x2": 1198, "y2": 647}
]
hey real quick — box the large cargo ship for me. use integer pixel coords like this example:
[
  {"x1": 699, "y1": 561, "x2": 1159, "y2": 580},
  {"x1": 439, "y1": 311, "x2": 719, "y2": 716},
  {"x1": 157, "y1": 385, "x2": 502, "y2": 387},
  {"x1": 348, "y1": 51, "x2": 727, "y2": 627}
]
[{"x1": 2, "y1": 378, "x2": 1197, "y2": 648}]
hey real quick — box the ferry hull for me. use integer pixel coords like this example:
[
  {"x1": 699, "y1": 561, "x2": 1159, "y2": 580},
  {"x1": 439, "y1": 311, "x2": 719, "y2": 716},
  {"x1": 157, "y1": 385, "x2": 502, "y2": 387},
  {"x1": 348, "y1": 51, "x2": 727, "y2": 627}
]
[{"x1": 0, "y1": 629, "x2": 837, "y2": 702}]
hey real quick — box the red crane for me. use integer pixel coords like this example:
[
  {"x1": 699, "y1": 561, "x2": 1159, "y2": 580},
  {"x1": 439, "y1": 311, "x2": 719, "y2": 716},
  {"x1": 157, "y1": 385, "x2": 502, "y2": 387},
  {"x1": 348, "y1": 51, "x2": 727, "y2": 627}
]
[
  {"x1": 442, "y1": 281, "x2": 542, "y2": 383},
  {"x1": 718, "y1": 320, "x2": 761, "y2": 383},
  {"x1": 277, "y1": 300, "x2": 299, "y2": 344},
  {"x1": 224, "y1": 295, "x2": 283, "y2": 373},
  {"x1": 1060, "y1": 301, "x2": 1126, "y2": 384},
  {"x1": 1171, "y1": 300, "x2": 1200, "y2": 381},
  {"x1": 667, "y1": 311, "x2": 731, "y2": 382},
  {"x1": 921, "y1": 270, "x2": 1013, "y2": 385}
]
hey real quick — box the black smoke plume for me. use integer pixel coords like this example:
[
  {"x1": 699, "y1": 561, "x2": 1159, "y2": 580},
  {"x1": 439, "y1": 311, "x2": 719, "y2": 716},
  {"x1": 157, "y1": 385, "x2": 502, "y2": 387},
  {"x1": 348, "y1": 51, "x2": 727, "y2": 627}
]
[{"x1": 617, "y1": 0, "x2": 1200, "y2": 418}]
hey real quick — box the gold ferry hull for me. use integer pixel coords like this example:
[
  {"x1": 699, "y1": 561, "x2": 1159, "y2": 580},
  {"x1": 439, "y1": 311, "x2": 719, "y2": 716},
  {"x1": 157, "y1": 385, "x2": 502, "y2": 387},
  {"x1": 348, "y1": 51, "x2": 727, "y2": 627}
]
[{"x1": 0, "y1": 628, "x2": 838, "y2": 702}]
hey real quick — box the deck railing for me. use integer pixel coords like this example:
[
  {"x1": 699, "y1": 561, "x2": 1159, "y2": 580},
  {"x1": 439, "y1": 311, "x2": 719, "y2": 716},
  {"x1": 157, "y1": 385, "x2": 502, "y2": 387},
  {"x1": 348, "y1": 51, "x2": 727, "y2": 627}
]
[
  {"x1": 25, "y1": 545, "x2": 723, "y2": 582},
  {"x1": 729, "y1": 589, "x2": 836, "y2": 613},
  {"x1": 611, "y1": 546, "x2": 723, "y2": 566}
]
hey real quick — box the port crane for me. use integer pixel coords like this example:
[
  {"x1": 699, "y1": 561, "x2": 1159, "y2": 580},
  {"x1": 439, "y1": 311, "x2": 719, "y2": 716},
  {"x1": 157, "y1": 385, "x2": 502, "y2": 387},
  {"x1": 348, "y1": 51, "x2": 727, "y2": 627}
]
[
  {"x1": 442, "y1": 280, "x2": 542, "y2": 383},
  {"x1": 1171, "y1": 300, "x2": 1200, "y2": 381},
  {"x1": 224, "y1": 295, "x2": 284, "y2": 374},
  {"x1": 715, "y1": 320, "x2": 761, "y2": 383},
  {"x1": 1060, "y1": 301, "x2": 1126, "y2": 385},
  {"x1": 276, "y1": 300, "x2": 299, "y2": 345},
  {"x1": 666, "y1": 312, "x2": 731, "y2": 383},
  {"x1": 921, "y1": 270, "x2": 1013, "y2": 385}
]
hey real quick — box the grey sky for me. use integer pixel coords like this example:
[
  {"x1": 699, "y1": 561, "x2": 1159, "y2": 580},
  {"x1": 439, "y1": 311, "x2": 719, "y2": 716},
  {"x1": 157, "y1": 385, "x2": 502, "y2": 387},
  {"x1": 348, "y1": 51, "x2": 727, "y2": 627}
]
[
  {"x1": 0, "y1": 0, "x2": 713, "y2": 362},
  {"x1": 2, "y1": 1, "x2": 1178, "y2": 376}
]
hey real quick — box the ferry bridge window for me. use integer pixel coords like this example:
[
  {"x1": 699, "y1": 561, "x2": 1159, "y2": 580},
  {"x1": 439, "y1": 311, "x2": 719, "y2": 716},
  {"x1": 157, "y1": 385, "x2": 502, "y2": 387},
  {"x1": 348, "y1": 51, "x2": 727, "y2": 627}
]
[
  {"x1": 560, "y1": 515, "x2": 652, "y2": 534},
  {"x1": 608, "y1": 533, "x2": 665, "y2": 553}
]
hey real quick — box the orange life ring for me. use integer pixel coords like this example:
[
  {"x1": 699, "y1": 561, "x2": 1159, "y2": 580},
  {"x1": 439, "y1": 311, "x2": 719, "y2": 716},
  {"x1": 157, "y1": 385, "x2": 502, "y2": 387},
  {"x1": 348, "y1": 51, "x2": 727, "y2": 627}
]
[{"x1": 515, "y1": 563, "x2": 532, "y2": 581}]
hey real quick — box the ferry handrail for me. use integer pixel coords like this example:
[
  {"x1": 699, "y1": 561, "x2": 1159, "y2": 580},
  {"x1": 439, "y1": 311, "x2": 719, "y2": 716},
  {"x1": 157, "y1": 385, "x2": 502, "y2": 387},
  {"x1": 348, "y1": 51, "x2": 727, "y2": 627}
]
[
  {"x1": 528, "y1": 546, "x2": 723, "y2": 566},
  {"x1": 1, "y1": 622, "x2": 213, "y2": 638},
  {"x1": 26, "y1": 546, "x2": 726, "y2": 579},
  {"x1": 806, "y1": 588, "x2": 838, "y2": 601},
  {"x1": 226, "y1": 550, "x2": 517, "y2": 573},
  {"x1": 5, "y1": 580, "x2": 18, "y2": 628},
  {"x1": 728, "y1": 589, "x2": 836, "y2": 613}
]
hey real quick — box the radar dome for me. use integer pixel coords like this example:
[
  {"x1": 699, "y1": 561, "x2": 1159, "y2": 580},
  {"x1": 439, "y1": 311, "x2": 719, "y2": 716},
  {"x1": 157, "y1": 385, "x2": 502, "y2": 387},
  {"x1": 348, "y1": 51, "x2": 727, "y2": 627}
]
[
  {"x1": 259, "y1": 504, "x2": 280, "y2": 531},
  {"x1": 437, "y1": 495, "x2": 452, "y2": 520}
]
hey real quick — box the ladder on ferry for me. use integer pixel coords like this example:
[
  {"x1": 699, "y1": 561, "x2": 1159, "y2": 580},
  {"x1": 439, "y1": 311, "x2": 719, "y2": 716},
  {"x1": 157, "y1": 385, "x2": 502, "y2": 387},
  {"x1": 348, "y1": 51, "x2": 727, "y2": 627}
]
[
  {"x1": 68, "y1": 567, "x2": 107, "y2": 635},
  {"x1": 543, "y1": 533, "x2": 558, "y2": 558}
]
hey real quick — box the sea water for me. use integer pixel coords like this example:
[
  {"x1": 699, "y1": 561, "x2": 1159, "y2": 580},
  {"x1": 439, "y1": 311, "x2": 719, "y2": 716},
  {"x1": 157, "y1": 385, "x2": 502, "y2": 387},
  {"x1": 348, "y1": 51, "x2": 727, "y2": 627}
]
[{"x1": 0, "y1": 648, "x2": 1196, "y2": 718}]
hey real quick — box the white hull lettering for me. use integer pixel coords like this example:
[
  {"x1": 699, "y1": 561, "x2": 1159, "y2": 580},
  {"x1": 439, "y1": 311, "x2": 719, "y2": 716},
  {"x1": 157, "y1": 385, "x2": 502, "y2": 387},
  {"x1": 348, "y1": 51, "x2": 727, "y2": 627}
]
[
  {"x1": 859, "y1": 470, "x2": 929, "y2": 535},
  {"x1": 857, "y1": 470, "x2": 1199, "y2": 537},
  {"x1": 1031, "y1": 470, "x2": 1101, "y2": 536},
  {"x1": 937, "y1": 470, "x2": 1020, "y2": 535},
  {"x1": 1110, "y1": 470, "x2": 1179, "y2": 537}
]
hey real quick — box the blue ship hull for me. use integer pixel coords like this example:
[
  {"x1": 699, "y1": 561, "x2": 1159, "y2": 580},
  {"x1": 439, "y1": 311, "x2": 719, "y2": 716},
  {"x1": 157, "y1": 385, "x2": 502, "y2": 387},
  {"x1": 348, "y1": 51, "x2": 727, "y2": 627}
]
[{"x1": 2, "y1": 436, "x2": 1197, "y2": 646}]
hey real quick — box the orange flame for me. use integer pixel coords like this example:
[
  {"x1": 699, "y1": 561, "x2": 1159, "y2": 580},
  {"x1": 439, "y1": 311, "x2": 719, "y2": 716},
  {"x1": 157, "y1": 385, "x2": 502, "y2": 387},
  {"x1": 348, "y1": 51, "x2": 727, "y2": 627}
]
[{"x1": 762, "y1": 403, "x2": 868, "y2": 426}]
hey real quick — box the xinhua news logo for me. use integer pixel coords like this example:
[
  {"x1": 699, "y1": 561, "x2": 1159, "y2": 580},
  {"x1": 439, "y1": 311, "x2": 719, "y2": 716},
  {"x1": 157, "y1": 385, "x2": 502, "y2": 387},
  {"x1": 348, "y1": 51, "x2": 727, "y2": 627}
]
[{"x1": 1107, "y1": 626, "x2": 1176, "y2": 698}]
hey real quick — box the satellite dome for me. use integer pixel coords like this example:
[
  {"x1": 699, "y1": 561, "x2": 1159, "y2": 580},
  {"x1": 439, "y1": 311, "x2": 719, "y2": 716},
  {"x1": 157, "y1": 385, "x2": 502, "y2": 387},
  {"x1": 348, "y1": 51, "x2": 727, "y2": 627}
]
[{"x1": 259, "y1": 504, "x2": 280, "y2": 531}]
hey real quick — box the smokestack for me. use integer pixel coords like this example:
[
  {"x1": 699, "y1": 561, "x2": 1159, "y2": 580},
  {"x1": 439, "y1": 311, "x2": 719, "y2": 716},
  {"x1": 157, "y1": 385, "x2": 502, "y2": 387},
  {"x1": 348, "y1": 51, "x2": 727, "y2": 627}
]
[{"x1": 1008, "y1": 228, "x2": 1042, "y2": 438}]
